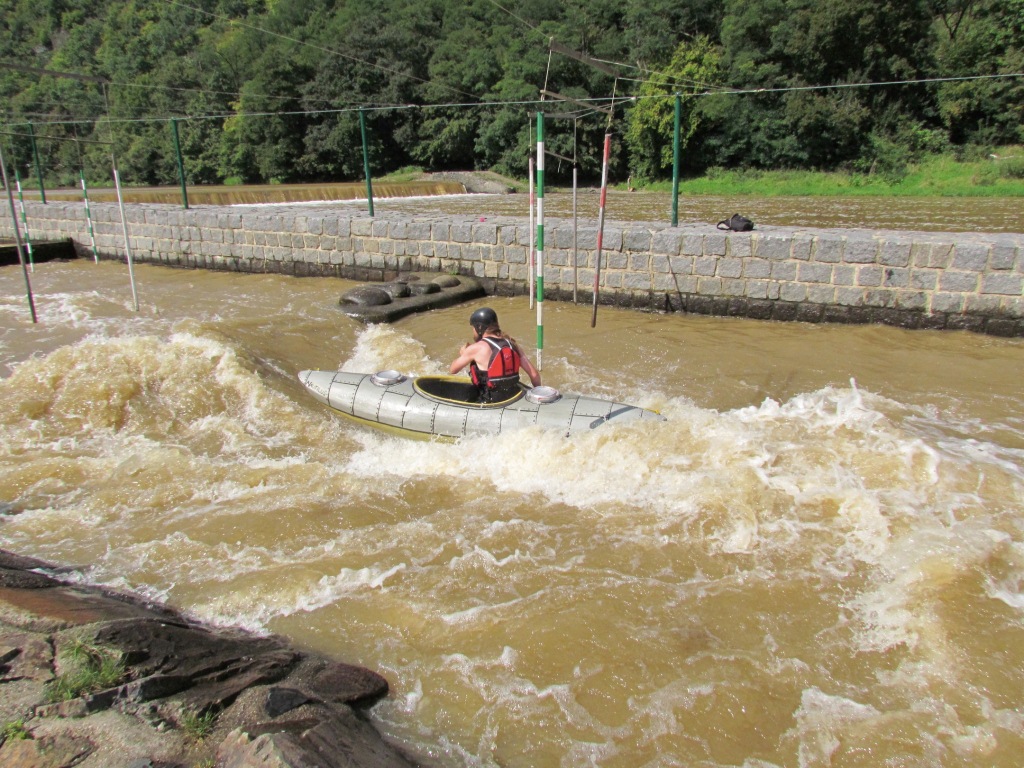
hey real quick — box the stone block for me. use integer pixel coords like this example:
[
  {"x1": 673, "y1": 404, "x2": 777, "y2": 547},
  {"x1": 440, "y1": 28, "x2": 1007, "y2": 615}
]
[
  {"x1": 833, "y1": 265, "x2": 855, "y2": 286},
  {"x1": 472, "y1": 223, "x2": 498, "y2": 244},
  {"x1": 799, "y1": 263, "x2": 833, "y2": 283},
  {"x1": 952, "y1": 242, "x2": 990, "y2": 271},
  {"x1": 940, "y1": 271, "x2": 979, "y2": 292},
  {"x1": 844, "y1": 238, "x2": 879, "y2": 264},
  {"x1": 931, "y1": 292, "x2": 965, "y2": 313},
  {"x1": 667, "y1": 257, "x2": 692, "y2": 274},
  {"x1": 716, "y1": 258, "x2": 743, "y2": 279},
  {"x1": 742, "y1": 258, "x2": 772, "y2": 279},
  {"x1": 682, "y1": 233, "x2": 704, "y2": 256},
  {"x1": 806, "y1": 284, "x2": 837, "y2": 304},
  {"x1": 780, "y1": 283, "x2": 807, "y2": 302},
  {"x1": 745, "y1": 280, "x2": 769, "y2": 299},
  {"x1": 910, "y1": 269, "x2": 938, "y2": 290},
  {"x1": 864, "y1": 289, "x2": 895, "y2": 308},
  {"x1": 651, "y1": 231, "x2": 682, "y2": 254},
  {"x1": 697, "y1": 276, "x2": 725, "y2": 296},
  {"x1": 879, "y1": 241, "x2": 911, "y2": 267},
  {"x1": 703, "y1": 232, "x2": 727, "y2": 256},
  {"x1": 791, "y1": 237, "x2": 812, "y2": 261},
  {"x1": 770, "y1": 262, "x2": 797, "y2": 281},
  {"x1": 755, "y1": 235, "x2": 791, "y2": 260},
  {"x1": 836, "y1": 287, "x2": 864, "y2": 306},
  {"x1": 623, "y1": 229, "x2": 652, "y2": 252},
  {"x1": 883, "y1": 267, "x2": 910, "y2": 288},
  {"x1": 726, "y1": 235, "x2": 752, "y2": 258},
  {"x1": 988, "y1": 244, "x2": 1017, "y2": 270},
  {"x1": 695, "y1": 256, "x2": 718, "y2": 276},
  {"x1": 629, "y1": 253, "x2": 651, "y2": 271},
  {"x1": 895, "y1": 291, "x2": 929, "y2": 311},
  {"x1": 981, "y1": 273, "x2": 1023, "y2": 295}
]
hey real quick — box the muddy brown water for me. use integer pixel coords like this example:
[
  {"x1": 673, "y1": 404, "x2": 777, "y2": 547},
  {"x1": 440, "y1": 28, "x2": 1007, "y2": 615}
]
[{"x1": 1, "y1": 225, "x2": 1023, "y2": 766}]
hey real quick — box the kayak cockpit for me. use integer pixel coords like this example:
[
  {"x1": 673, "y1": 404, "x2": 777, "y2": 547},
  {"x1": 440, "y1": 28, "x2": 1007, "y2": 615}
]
[{"x1": 413, "y1": 375, "x2": 524, "y2": 407}]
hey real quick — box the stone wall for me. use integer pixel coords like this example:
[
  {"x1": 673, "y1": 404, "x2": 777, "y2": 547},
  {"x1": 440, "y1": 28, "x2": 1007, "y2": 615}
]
[{"x1": 5, "y1": 199, "x2": 1023, "y2": 335}]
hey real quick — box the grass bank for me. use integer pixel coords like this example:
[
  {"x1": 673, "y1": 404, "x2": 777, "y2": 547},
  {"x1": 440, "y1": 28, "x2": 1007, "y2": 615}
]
[{"x1": 631, "y1": 149, "x2": 1024, "y2": 197}]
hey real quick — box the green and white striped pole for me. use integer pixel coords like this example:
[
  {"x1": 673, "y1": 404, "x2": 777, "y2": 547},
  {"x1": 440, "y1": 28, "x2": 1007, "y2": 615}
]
[
  {"x1": 80, "y1": 171, "x2": 99, "y2": 262},
  {"x1": 535, "y1": 111, "x2": 545, "y2": 371},
  {"x1": 14, "y1": 170, "x2": 34, "y2": 271}
]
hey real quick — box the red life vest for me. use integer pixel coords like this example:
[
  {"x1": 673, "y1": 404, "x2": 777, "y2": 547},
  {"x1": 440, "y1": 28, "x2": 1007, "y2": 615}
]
[{"x1": 470, "y1": 337, "x2": 521, "y2": 395}]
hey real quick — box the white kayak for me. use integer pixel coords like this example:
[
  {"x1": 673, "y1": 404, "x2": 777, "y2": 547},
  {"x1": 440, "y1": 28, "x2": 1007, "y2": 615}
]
[{"x1": 297, "y1": 369, "x2": 664, "y2": 440}]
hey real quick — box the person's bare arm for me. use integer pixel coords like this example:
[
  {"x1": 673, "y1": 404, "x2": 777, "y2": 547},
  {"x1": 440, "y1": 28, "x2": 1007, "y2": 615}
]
[
  {"x1": 518, "y1": 350, "x2": 542, "y2": 387},
  {"x1": 450, "y1": 341, "x2": 482, "y2": 375}
]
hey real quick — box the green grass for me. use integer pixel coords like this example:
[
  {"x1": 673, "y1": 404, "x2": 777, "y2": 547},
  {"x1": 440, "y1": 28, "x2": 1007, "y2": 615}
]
[
  {"x1": 44, "y1": 640, "x2": 126, "y2": 703},
  {"x1": 1, "y1": 719, "x2": 31, "y2": 744},
  {"x1": 627, "y1": 148, "x2": 1024, "y2": 197},
  {"x1": 377, "y1": 165, "x2": 428, "y2": 183},
  {"x1": 179, "y1": 708, "x2": 218, "y2": 741}
]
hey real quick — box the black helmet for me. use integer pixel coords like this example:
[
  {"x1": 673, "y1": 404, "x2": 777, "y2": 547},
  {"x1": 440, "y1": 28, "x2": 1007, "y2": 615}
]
[{"x1": 469, "y1": 307, "x2": 498, "y2": 330}]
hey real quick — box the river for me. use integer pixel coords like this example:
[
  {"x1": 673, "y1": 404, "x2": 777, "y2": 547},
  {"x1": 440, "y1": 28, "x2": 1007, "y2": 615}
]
[{"x1": 2, "y1": 256, "x2": 1023, "y2": 767}]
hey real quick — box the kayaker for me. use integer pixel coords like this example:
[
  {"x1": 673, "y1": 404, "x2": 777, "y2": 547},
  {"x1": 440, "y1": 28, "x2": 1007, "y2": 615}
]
[{"x1": 449, "y1": 307, "x2": 542, "y2": 402}]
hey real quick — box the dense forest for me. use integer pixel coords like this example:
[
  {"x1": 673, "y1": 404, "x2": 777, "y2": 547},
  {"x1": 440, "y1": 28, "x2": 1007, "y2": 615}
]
[{"x1": 0, "y1": 0, "x2": 1021, "y2": 188}]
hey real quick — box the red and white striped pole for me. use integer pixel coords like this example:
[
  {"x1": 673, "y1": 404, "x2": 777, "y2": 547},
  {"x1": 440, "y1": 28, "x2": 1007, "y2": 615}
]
[
  {"x1": 591, "y1": 133, "x2": 611, "y2": 327},
  {"x1": 535, "y1": 112, "x2": 545, "y2": 370}
]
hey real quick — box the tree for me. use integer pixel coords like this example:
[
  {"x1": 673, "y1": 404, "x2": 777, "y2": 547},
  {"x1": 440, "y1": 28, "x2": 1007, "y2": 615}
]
[
  {"x1": 624, "y1": 36, "x2": 720, "y2": 180},
  {"x1": 934, "y1": 0, "x2": 1024, "y2": 145}
]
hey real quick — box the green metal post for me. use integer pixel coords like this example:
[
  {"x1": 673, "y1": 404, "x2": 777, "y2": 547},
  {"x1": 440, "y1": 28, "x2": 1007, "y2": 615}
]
[
  {"x1": 28, "y1": 123, "x2": 45, "y2": 204},
  {"x1": 14, "y1": 170, "x2": 34, "y2": 269},
  {"x1": 170, "y1": 119, "x2": 189, "y2": 209},
  {"x1": 0, "y1": 141, "x2": 38, "y2": 323},
  {"x1": 359, "y1": 110, "x2": 374, "y2": 217},
  {"x1": 671, "y1": 93, "x2": 681, "y2": 227}
]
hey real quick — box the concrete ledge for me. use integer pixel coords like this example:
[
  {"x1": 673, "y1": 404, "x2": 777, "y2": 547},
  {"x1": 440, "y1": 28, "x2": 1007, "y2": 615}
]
[{"x1": 338, "y1": 272, "x2": 486, "y2": 323}]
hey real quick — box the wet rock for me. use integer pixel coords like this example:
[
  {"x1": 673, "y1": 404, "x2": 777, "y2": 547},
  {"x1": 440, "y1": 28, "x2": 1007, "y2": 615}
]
[
  {"x1": 0, "y1": 549, "x2": 425, "y2": 768},
  {"x1": 264, "y1": 687, "x2": 313, "y2": 718},
  {"x1": 0, "y1": 570, "x2": 60, "y2": 590},
  {"x1": 431, "y1": 275, "x2": 461, "y2": 288},
  {"x1": 340, "y1": 286, "x2": 392, "y2": 306},
  {"x1": 309, "y1": 661, "x2": 389, "y2": 707},
  {"x1": 379, "y1": 282, "x2": 411, "y2": 300},
  {"x1": 408, "y1": 281, "x2": 441, "y2": 296},
  {"x1": 338, "y1": 271, "x2": 483, "y2": 323}
]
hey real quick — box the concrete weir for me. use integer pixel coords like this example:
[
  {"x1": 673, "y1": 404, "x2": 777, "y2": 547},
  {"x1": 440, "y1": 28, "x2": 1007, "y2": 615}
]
[{"x1": 3, "y1": 200, "x2": 1023, "y2": 336}]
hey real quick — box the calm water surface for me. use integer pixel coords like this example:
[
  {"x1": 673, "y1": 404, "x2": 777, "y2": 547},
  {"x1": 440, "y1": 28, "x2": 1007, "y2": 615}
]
[{"x1": 2, "y1": 261, "x2": 1023, "y2": 767}]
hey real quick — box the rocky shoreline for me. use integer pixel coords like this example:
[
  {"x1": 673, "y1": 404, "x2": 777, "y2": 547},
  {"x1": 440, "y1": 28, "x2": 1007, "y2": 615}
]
[{"x1": 0, "y1": 549, "x2": 425, "y2": 768}]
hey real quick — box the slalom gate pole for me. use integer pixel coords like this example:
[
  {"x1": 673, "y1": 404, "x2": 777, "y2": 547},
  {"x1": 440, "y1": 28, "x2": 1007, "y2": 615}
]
[
  {"x1": 80, "y1": 171, "x2": 99, "y2": 262},
  {"x1": 528, "y1": 156, "x2": 535, "y2": 309},
  {"x1": 14, "y1": 171, "x2": 34, "y2": 271},
  {"x1": 591, "y1": 132, "x2": 611, "y2": 327},
  {"x1": 535, "y1": 112, "x2": 545, "y2": 370},
  {"x1": 112, "y1": 163, "x2": 140, "y2": 311},
  {"x1": 170, "y1": 119, "x2": 189, "y2": 210},
  {"x1": 359, "y1": 110, "x2": 374, "y2": 217},
  {"x1": 671, "y1": 93, "x2": 681, "y2": 227},
  {"x1": 572, "y1": 164, "x2": 578, "y2": 304},
  {"x1": 0, "y1": 142, "x2": 38, "y2": 323}
]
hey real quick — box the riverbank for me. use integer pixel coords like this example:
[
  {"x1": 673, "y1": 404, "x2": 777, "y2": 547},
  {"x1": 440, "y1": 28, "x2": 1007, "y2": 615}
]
[
  {"x1": 634, "y1": 150, "x2": 1024, "y2": 197},
  {"x1": 0, "y1": 549, "x2": 424, "y2": 768}
]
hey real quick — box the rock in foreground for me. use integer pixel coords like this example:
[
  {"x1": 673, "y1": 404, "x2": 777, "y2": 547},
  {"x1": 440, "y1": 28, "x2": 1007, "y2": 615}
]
[{"x1": 0, "y1": 549, "x2": 423, "y2": 768}]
